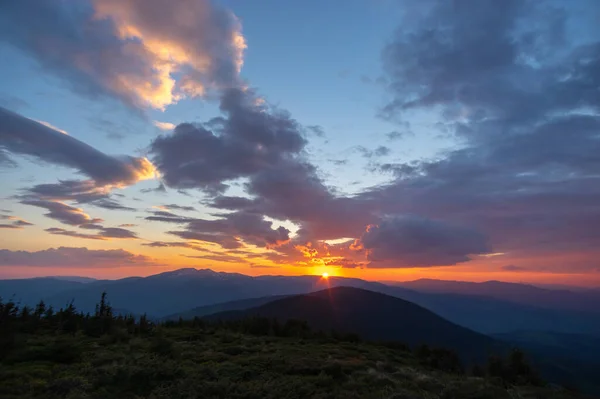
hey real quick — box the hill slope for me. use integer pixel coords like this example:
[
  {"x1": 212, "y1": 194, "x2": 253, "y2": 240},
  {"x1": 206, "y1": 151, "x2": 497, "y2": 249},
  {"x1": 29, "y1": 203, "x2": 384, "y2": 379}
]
[
  {"x1": 207, "y1": 286, "x2": 501, "y2": 363},
  {"x1": 1, "y1": 324, "x2": 584, "y2": 399},
  {"x1": 163, "y1": 294, "x2": 291, "y2": 321}
]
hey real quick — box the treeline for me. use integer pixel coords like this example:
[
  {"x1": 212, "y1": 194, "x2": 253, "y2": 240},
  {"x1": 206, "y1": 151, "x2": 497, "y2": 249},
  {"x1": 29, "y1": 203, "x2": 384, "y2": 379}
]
[{"x1": 0, "y1": 293, "x2": 541, "y2": 387}]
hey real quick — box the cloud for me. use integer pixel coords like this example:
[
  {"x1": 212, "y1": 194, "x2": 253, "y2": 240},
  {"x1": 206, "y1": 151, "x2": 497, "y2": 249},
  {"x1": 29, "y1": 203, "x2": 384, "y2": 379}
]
[
  {"x1": 374, "y1": 146, "x2": 391, "y2": 157},
  {"x1": 351, "y1": 216, "x2": 490, "y2": 267},
  {"x1": 142, "y1": 241, "x2": 203, "y2": 250},
  {"x1": 140, "y1": 182, "x2": 167, "y2": 193},
  {"x1": 354, "y1": 145, "x2": 392, "y2": 160},
  {"x1": 153, "y1": 121, "x2": 176, "y2": 131},
  {"x1": 45, "y1": 227, "x2": 106, "y2": 240},
  {"x1": 145, "y1": 210, "x2": 192, "y2": 224},
  {"x1": 0, "y1": 247, "x2": 154, "y2": 267},
  {"x1": 45, "y1": 226, "x2": 138, "y2": 240},
  {"x1": 148, "y1": 88, "x2": 373, "y2": 255},
  {"x1": 0, "y1": 0, "x2": 245, "y2": 109},
  {"x1": 35, "y1": 120, "x2": 68, "y2": 135},
  {"x1": 12, "y1": 220, "x2": 33, "y2": 227},
  {"x1": 96, "y1": 227, "x2": 138, "y2": 239},
  {"x1": 150, "y1": 88, "x2": 307, "y2": 192},
  {"x1": 168, "y1": 211, "x2": 291, "y2": 249},
  {"x1": 0, "y1": 108, "x2": 156, "y2": 186},
  {"x1": 386, "y1": 130, "x2": 409, "y2": 141},
  {"x1": 8, "y1": 0, "x2": 588, "y2": 274},
  {"x1": 0, "y1": 149, "x2": 17, "y2": 167},
  {"x1": 305, "y1": 125, "x2": 326, "y2": 138},
  {"x1": 21, "y1": 199, "x2": 103, "y2": 226},
  {"x1": 343, "y1": 0, "x2": 600, "y2": 271},
  {"x1": 0, "y1": 214, "x2": 33, "y2": 228},
  {"x1": 21, "y1": 180, "x2": 136, "y2": 212},
  {"x1": 0, "y1": 224, "x2": 22, "y2": 229},
  {"x1": 157, "y1": 204, "x2": 196, "y2": 212},
  {"x1": 183, "y1": 253, "x2": 249, "y2": 264}
]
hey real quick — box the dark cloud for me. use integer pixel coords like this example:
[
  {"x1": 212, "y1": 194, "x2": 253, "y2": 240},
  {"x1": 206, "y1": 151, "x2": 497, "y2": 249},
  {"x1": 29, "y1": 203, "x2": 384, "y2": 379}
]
[
  {"x1": 45, "y1": 226, "x2": 138, "y2": 240},
  {"x1": 386, "y1": 129, "x2": 410, "y2": 141},
  {"x1": 80, "y1": 223, "x2": 105, "y2": 230},
  {"x1": 21, "y1": 0, "x2": 590, "y2": 274},
  {"x1": 150, "y1": 88, "x2": 307, "y2": 192},
  {"x1": 91, "y1": 198, "x2": 137, "y2": 211},
  {"x1": 45, "y1": 227, "x2": 106, "y2": 240},
  {"x1": 168, "y1": 211, "x2": 290, "y2": 249},
  {"x1": 351, "y1": 216, "x2": 489, "y2": 267},
  {"x1": 167, "y1": 230, "x2": 243, "y2": 249},
  {"x1": 21, "y1": 179, "x2": 136, "y2": 212},
  {"x1": 140, "y1": 182, "x2": 167, "y2": 193},
  {"x1": 183, "y1": 254, "x2": 249, "y2": 264},
  {"x1": 351, "y1": 0, "x2": 600, "y2": 270},
  {"x1": 99, "y1": 227, "x2": 138, "y2": 239},
  {"x1": 0, "y1": 0, "x2": 245, "y2": 109},
  {"x1": 148, "y1": 89, "x2": 374, "y2": 251},
  {"x1": 0, "y1": 224, "x2": 22, "y2": 229},
  {"x1": 145, "y1": 210, "x2": 192, "y2": 224},
  {"x1": 0, "y1": 214, "x2": 31, "y2": 225},
  {"x1": 12, "y1": 220, "x2": 33, "y2": 227},
  {"x1": 25, "y1": 180, "x2": 105, "y2": 202},
  {"x1": 0, "y1": 108, "x2": 155, "y2": 185},
  {"x1": 329, "y1": 159, "x2": 348, "y2": 166},
  {"x1": 305, "y1": 125, "x2": 326, "y2": 138},
  {"x1": 355, "y1": 145, "x2": 391, "y2": 159},
  {"x1": 151, "y1": 210, "x2": 179, "y2": 218},
  {"x1": 21, "y1": 199, "x2": 103, "y2": 226},
  {"x1": 0, "y1": 246, "x2": 154, "y2": 267},
  {"x1": 0, "y1": 214, "x2": 33, "y2": 229},
  {"x1": 374, "y1": 146, "x2": 391, "y2": 157},
  {"x1": 159, "y1": 204, "x2": 196, "y2": 212}
]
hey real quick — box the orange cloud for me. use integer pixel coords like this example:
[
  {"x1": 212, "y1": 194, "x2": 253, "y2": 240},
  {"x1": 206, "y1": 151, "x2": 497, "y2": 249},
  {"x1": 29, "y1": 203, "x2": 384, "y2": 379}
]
[{"x1": 93, "y1": 0, "x2": 246, "y2": 109}]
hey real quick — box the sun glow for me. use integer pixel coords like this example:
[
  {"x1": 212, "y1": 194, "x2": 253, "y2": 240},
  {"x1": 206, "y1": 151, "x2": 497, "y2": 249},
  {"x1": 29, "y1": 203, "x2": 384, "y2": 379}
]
[{"x1": 322, "y1": 272, "x2": 329, "y2": 279}]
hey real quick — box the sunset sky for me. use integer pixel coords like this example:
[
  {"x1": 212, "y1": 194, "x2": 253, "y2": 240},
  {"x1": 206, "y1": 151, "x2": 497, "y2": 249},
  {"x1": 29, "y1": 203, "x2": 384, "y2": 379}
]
[{"x1": 1, "y1": 0, "x2": 599, "y2": 286}]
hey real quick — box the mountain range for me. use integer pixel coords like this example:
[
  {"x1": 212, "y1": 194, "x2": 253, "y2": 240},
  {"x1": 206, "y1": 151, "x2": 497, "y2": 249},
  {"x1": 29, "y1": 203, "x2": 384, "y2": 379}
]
[
  {"x1": 2, "y1": 268, "x2": 600, "y2": 336},
  {"x1": 394, "y1": 279, "x2": 600, "y2": 314},
  {"x1": 2, "y1": 268, "x2": 600, "y2": 393}
]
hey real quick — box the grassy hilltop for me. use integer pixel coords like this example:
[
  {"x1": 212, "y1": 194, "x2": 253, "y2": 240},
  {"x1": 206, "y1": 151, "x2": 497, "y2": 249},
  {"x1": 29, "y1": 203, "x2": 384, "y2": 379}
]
[{"x1": 0, "y1": 294, "x2": 589, "y2": 399}]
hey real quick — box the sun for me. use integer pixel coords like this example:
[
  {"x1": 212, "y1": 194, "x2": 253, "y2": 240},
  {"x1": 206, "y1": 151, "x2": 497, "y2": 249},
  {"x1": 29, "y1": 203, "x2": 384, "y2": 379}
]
[{"x1": 322, "y1": 272, "x2": 329, "y2": 279}]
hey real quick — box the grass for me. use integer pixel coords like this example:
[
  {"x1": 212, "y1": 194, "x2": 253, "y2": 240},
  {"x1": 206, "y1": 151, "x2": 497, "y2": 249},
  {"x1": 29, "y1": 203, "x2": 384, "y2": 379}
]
[{"x1": 0, "y1": 325, "x2": 585, "y2": 399}]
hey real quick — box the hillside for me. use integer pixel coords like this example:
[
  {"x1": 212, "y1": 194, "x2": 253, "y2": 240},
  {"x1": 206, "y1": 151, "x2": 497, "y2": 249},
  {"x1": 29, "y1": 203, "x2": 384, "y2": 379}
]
[
  {"x1": 0, "y1": 294, "x2": 586, "y2": 399},
  {"x1": 163, "y1": 294, "x2": 290, "y2": 321},
  {"x1": 206, "y1": 286, "x2": 501, "y2": 363}
]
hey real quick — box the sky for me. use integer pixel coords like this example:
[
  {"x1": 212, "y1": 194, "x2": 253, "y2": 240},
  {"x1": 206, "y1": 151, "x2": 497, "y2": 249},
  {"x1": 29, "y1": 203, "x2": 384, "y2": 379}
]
[{"x1": 1, "y1": 0, "x2": 599, "y2": 286}]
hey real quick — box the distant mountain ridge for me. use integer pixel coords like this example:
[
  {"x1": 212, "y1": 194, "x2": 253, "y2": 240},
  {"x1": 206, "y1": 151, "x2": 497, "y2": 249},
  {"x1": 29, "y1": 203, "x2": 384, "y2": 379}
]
[
  {"x1": 394, "y1": 278, "x2": 600, "y2": 314},
  {"x1": 2, "y1": 268, "x2": 600, "y2": 336}
]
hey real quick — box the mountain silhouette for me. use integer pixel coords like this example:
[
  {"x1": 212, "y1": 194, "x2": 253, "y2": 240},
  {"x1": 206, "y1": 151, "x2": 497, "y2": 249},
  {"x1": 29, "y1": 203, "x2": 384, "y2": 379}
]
[
  {"x1": 395, "y1": 279, "x2": 600, "y2": 314},
  {"x1": 3, "y1": 268, "x2": 600, "y2": 335},
  {"x1": 206, "y1": 286, "x2": 501, "y2": 363}
]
